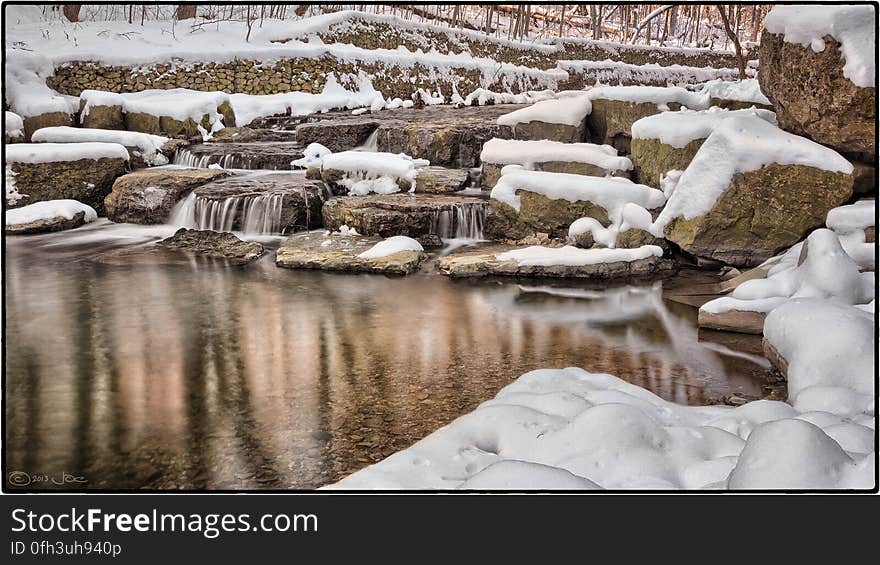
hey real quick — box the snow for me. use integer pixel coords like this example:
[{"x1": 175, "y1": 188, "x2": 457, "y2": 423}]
[
  {"x1": 5, "y1": 199, "x2": 98, "y2": 226},
  {"x1": 826, "y1": 200, "x2": 876, "y2": 235},
  {"x1": 496, "y1": 245, "x2": 663, "y2": 267},
  {"x1": 30, "y1": 126, "x2": 170, "y2": 166},
  {"x1": 696, "y1": 78, "x2": 771, "y2": 105},
  {"x1": 764, "y1": 299, "x2": 874, "y2": 415},
  {"x1": 229, "y1": 74, "x2": 384, "y2": 126},
  {"x1": 491, "y1": 169, "x2": 666, "y2": 215},
  {"x1": 480, "y1": 138, "x2": 632, "y2": 173},
  {"x1": 558, "y1": 60, "x2": 747, "y2": 86},
  {"x1": 292, "y1": 143, "x2": 332, "y2": 169},
  {"x1": 764, "y1": 5, "x2": 876, "y2": 88},
  {"x1": 702, "y1": 229, "x2": 874, "y2": 316},
  {"x1": 569, "y1": 202, "x2": 656, "y2": 249},
  {"x1": 5, "y1": 111, "x2": 24, "y2": 137},
  {"x1": 586, "y1": 85, "x2": 711, "y2": 111},
  {"x1": 654, "y1": 115, "x2": 853, "y2": 228},
  {"x1": 6, "y1": 142, "x2": 130, "y2": 164},
  {"x1": 462, "y1": 88, "x2": 557, "y2": 107},
  {"x1": 4, "y1": 51, "x2": 80, "y2": 118},
  {"x1": 294, "y1": 146, "x2": 428, "y2": 196},
  {"x1": 497, "y1": 95, "x2": 591, "y2": 127},
  {"x1": 5, "y1": 167, "x2": 24, "y2": 205},
  {"x1": 357, "y1": 236, "x2": 424, "y2": 259},
  {"x1": 631, "y1": 106, "x2": 777, "y2": 148}
]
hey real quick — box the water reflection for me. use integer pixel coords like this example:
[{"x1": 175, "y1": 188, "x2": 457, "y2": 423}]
[{"x1": 4, "y1": 226, "x2": 769, "y2": 489}]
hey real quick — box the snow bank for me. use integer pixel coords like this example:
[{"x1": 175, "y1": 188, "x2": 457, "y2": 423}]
[
  {"x1": 357, "y1": 236, "x2": 424, "y2": 259},
  {"x1": 764, "y1": 298, "x2": 874, "y2": 415},
  {"x1": 6, "y1": 142, "x2": 130, "y2": 164},
  {"x1": 229, "y1": 74, "x2": 384, "y2": 126},
  {"x1": 655, "y1": 115, "x2": 853, "y2": 227},
  {"x1": 329, "y1": 367, "x2": 873, "y2": 489},
  {"x1": 587, "y1": 85, "x2": 711, "y2": 110},
  {"x1": 497, "y1": 95, "x2": 591, "y2": 127},
  {"x1": 295, "y1": 145, "x2": 428, "y2": 196},
  {"x1": 491, "y1": 169, "x2": 665, "y2": 214},
  {"x1": 5, "y1": 51, "x2": 79, "y2": 118},
  {"x1": 631, "y1": 106, "x2": 777, "y2": 148},
  {"x1": 701, "y1": 229, "x2": 874, "y2": 315},
  {"x1": 497, "y1": 245, "x2": 663, "y2": 267},
  {"x1": 31, "y1": 126, "x2": 170, "y2": 166},
  {"x1": 826, "y1": 200, "x2": 876, "y2": 235},
  {"x1": 5, "y1": 111, "x2": 24, "y2": 137},
  {"x1": 764, "y1": 4, "x2": 875, "y2": 88},
  {"x1": 5, "y1": 199, "x2": 98, "y2": 226},
  {"x1": 480, "y1": 138, "x2": 632, "y2": 172},
  {"x1": 696, "y1": 78, "x2": 771, "y2": 105}
]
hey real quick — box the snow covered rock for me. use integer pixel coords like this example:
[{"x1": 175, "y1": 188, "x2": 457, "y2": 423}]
[
  {"x1": 585, "y1": 86, "x2": 711, "y2": 152},
  {"x1": 311, "y1": 150, "x2": 428, "y2": 196},
  {"x1": 486, "y1": 169, "x2": 665, "y2": 241},
  {"x1": 5, "y1": 142, "x2": 129, "y2": 213},
  {"x1": 104, "y1": 167, "x2": 230, "y2": 224},
  {"x1": 759, "y1": 5, "x2": 876, "y2": 158},
  {"x1": 696, "y1": 78, "x2": 773, "y2": 111},
  {"x1": 276, "y1": 231, "x2": 426, "y2": 275},
  {"x1": 630, "y1": 107, "x2": 777, "y2": 188},
  {"x1": 78, "y1": 90, "x2": 125, "y2": 130},
  {"x1": 656, "y1": 115, "x2": 854, "y2": 267},
  {"x1": 438, "y1": 244, "x2": 673, "y2": 280},
  {"x1": 117, "y1": 89, "x2": 235, "y2": 139},
  {"x1": 479, "y1": 138, "x2": 632, "y2": 188},
  {"x1": 4, "y1": 111, "x2": 25, "y2": 143},
  {"x1": 322, "y1": 194, "x2": 487, "y2": 240},
  {"x1": 31, "y1": 126, "x2": 174, "y2": 168},
  {"x1": 5, "y1": 199, "x2": 97, "y2": 235},
  {"x1": 826, "y1": 200, "x2": 876, "y2": 241},
  {"x1": 496, "y1": 96, "x2": 591, "y2": 143}
]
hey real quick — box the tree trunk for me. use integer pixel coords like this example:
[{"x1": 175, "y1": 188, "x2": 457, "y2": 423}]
[
  {"x1": 62, "y1": 4, "x2": 81, "y2": 22},
  {"x1": 175, "y1": 5, "x2": 197, "y2": 20},
  {"x1": 558, "y1": 5, "x2": 566, "y2": 37},
  {"x1": 718, "y1": 5, "x2": 747, "y2": 78}
]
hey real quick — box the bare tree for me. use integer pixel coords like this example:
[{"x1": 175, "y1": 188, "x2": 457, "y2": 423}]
[
  {"x1": 718, "y1": 5, "x2": 747, "y2": 77},
  {"x1": 62, "y1": 4, "x2": 81, "y2": 22}
]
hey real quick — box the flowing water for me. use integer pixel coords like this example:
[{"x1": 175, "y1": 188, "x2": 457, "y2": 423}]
[
  {"x1": 170, "y1": 192, "x2": 286, "y2": 235},
  {"x1": 4, "y1": 223, "x2": 772, "y2": 490}
]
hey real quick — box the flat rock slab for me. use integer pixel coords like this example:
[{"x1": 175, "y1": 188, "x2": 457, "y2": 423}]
[
  {"x1": 276, "y1": 232, "x2": 426, "y2": 275},
  {"x1": 414, "y1": 166, "x2": 471, "y2": 193},
  {"x1": 322, "y1": 193, "x2": 488, "y2": 238},
  {"x1": 95, "y1": 228, "x2": 264, "y2": 266},
  {"x1": 105, "y1": 167, "x2": 230, "y2": 224},
  {"x1": 698, "y1": 309, "x2": 767, "y2": 335},
  {"x1": 175, "y1": 141, "x2": 305, "y2": 170},
  {"x1": 5, "y1": 211, "x2": 88, "y2": 235},
  {"x1": 438, "y1": 244, "x2": 676, "y2": 280}
]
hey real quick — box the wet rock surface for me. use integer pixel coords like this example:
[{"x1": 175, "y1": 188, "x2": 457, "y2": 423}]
[
  {"x1": 438, "y1": 243, "x2": 676, "y2": 280},
  {"x1": 8, "y1": 157, "x2": 128, "y2": 215},
  {"x1": 698, "y1": 309, "x2": 767, "y2": 335},
  {"x1": 174, "y1": 141, "x2": 305, "y2": 170},
  {"x1": 5, "y1": 211, "x2": 89, "y2": 235},
  {"x1": 322, "y1": 193, "x2": 488, "y2": 238},
  {"x1": 105, "y1": 167, "x2": 230, "y2": 224},
  {"x1": 276, "y1": 232, "x2": 426, "y2": 275}
]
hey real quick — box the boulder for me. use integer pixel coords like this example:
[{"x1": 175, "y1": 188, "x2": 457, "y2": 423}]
[
  {"x1": 105, "y1": 168, "x2": 230, "y2": 224},
  {"x1": 414, "y1": 167, "x2": 470, "y2": 194},
  {"x1": 154, "y1": 228, "x2": 264, "y2": 265},
  {"x1": 758, "y1": 30, "x2": 875, "y2": 158},
  {"x1": 22, "y1": 112, "x2": 74, "y2": 141},
  {"x1": 587, "y1": 99, "x2": 680, "y2": 153},
  {"x1": 851, "y1": 161, "x2": 876, "y2": 196},
  {"x1": 438, "y1": 244, "x2": 675, "y2": 280},
  {"x1": 294, "y1": 119, "x2": 379, "y2": 152},
  {"x1": 630, "y1": 137, "x2": 703, "y2": 188},
  {"x1": 482, "y1": 161, "x2": 614, "y2": 189},
  {"x1": 5, "y1": 210, "x2": 89, "y2": 235},
  {"x1": 616, "y1": 228, "x2": 668, "y2": 251},
  {"x1": 663, "y1": 163, "x2": 853, "y2": 266},
  {"x1": 192, "y1": 173, "x2": 326, "y2": 233},
  {"x1": 322, "y1": 194, "x2": 488, "y2": 239},
  {"x1": 80, "y1": 102, "x2": 124, "y2": 130},
  {"x1": 486, "y1": 192, "x2": 611, "y2": 241},
  {"x1": 8, "y1": 157, "x2": 128, "y2": 215},
  {"x1": 497, "y1": 121, "x2": 585, "y2": 144},
  {"x1": 276, "y1": 232, "x2": 426, "y2": 275}
]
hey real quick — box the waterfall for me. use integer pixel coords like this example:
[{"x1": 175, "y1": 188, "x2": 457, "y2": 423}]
[
  {"x1": 169, "y1": 192, "x2": 285, "y2": 235},
  {"x1": 173, "y1": 148, "x2": 235, "y2": 169},
  {"x1": 431, "y1": 202, "x2": 488, "y2": 240}
]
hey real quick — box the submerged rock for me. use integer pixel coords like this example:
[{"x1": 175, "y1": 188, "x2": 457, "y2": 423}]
[
  {"x1": 155, "y1": 228, "x2": 264, "y2": 265},
  {"x1": 322, "y1": 194, "x2": 488, "y2": 239},
  {"x1": 276, "y1": 232, "x2": 426, "y2": 275},
  {"x1": 105, "y1": 167, "x2": 230, "y2": 224}
]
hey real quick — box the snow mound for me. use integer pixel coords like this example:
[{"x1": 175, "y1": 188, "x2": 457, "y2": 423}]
[
  {"x1": 6, "y1": 142, "x2": 130, "y2": 164},
  {"x1": 357, "y1": 236, "x2": 424, "y2": 260},
  {"x1": 5, "y1": 199, "x2": 98, "y2": 226},
  {"x1": 31, "y1": 126, "x2": 170, "y2": 166},
  {"x1": 764, "y1": 4, "x2": 876, "y2": 88},
  {"x1": 654, "y1": 115, "x2": 853, "y2": 228},
  {"x1": 631, "y1": 106, "x2": 777, "y2": 148},
  {"x1": 462, "y1": 88, "x2": 557, "y2": 107},
  {"x1": 5, "y1": 111, "x2": 24, "y2": 137},
  {"x1": 480, "y1": 138, "x2": 632, "y2": 172},
  {"x1": 696, "y1": 78, "x2": 771, "y2": 105},
  {"x1": 826, "y1": 200, "x2": 876, "y2": 235},
  {"x1": 294, "y1": 145, "x2": 428, "y2": 197},
  {"x1": 497, "y1": 95, "x2": 592, "y2": 127},
  {"x1": 491, "y1": 169, "x2": 665, "y2": 214},
  {"x1": 5, "y1": 51, "x2": 80, "y2": 118},
  {"x1": 496, "y1": 245, "x2": 663, "y2": 267}
]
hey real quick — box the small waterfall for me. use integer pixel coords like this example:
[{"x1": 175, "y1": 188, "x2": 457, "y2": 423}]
[
  {"x1": 431, "y1": 202, "x2": 488, "y2": 240},
  {"x1": 172, "y1": 148, "x2": 251, "y2": 170},
  {"x1": 169, "y1": 192, "x2": 285, "y2": 235}
]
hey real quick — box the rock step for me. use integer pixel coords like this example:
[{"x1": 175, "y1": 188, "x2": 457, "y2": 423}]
[
  {"x1": 173, "y1": 141, "x2": 305, "y2": 170},
  {"x1": 321, "y1": 194, "x2": 488, "y2": 239},
  {"x1": 276, "y1": 232, "x2": 426, "y2": 275}
]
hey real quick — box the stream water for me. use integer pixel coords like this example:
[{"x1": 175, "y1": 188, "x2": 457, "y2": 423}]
[{"x1": 4, "y1": 222, "x2": 772, "y2": 490}]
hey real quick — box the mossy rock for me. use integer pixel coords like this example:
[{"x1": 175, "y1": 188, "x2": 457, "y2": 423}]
[
  {"x1": 485, "y1": 191, "x2": 611, "y2": 241},
  {"x1": 534, "y1": 161, "x2": 610, "y2": 177},
  {"x1": 664, "y1": 163, "x2": 853, "y2": 267},
  {"x1": 709, "y1": 97, "x2": 773, "y2": 112},
  {"x1": 22, "y1": 112, "x2": 74, "y2": 140},
  {"x1": 217, "y1": 100, "x2": 236, "y2": 128},
  {"x1": 587, "y1": 99, "x2": 681, "y2": 153},
  {"x1": 124, "y1": 111, "x2": 162, "y2": 135},
  {"x1": 9, "y1": 157, "x2": 128, "y2": 214},
  {"x1": 80, "y1": 102, "x2": 124, "y2": 130},
  {"x1": 630, "y1": 137, "x2": 704, "y2": 188}
]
